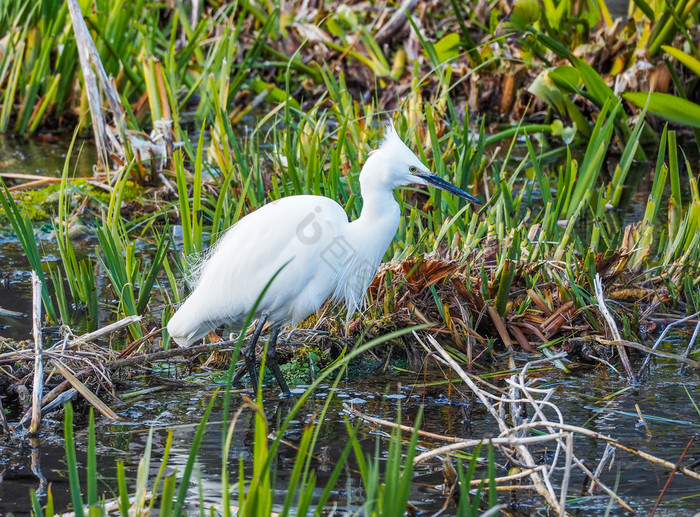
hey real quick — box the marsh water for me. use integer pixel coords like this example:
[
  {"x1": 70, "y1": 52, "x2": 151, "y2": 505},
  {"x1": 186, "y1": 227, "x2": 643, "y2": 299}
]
[
  {"x1": 1, "y1": 138, "x2": 700, "y2": 515},
  {"x1": 2, "y1": 360, "x2": 699, "y2": 515}
]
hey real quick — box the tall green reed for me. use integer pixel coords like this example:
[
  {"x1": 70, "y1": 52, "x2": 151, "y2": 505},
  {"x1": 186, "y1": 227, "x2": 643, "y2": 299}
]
[{"x1": 0, "y1": 180, "x2": 56, "y2": 321}]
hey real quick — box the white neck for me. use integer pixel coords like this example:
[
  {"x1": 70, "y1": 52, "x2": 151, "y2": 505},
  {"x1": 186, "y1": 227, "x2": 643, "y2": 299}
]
[
  {"x1": 353, "y1": 173, "x2": 401, "y2": 254},
  {"x1": 328, "y1": 173, "x2": 401, "y2": 318}
]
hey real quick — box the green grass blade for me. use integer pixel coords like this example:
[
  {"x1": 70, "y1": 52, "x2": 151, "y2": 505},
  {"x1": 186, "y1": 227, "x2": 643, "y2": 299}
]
[
  {"x1": 87, "y1": 409, "x2": 97, "y2": 507},
  {"x1": 159, "y1": 473, "x2": 177, "y2": 517},
  {"x1": 173, "y1": 391, "x2": 218, "y2": 516},
  {"x1": 0, "y1": 180, "x2": 56, "y2": 319},
  {"x1": 663, "y1": 45, "x2": 700, "y2": 77},
  {"x1": 30, "y1": 490, "x2": 45, "y2": 517},
  {"x1": 624, "y1": 92, "x2": 700, "y2": 128},
  {"x1": 149, "y1": 428, "x2": 174, "y2": 512},
  {"x1": 64, "y1": 402, "x2": 85, "y2": 517},
  {"x1": 116, "y1": 462, "x2": 129, "y2": 516},
  {"x1": 136, "y1": 227, "x2": 169, "y2": 314}
]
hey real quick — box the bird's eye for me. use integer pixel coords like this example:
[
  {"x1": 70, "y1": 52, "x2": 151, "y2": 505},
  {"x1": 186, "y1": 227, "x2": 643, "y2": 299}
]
[{"x1": 409, "y1": 166, "x2": 417, "y2": 173}]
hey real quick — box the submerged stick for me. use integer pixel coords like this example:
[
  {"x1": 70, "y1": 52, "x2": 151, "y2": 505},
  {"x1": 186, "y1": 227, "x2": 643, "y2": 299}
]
[
  {"x1": 344, "y1": 404, "x2": 477, "y2": 444},
  {"x1": 19, "y1": 380, "x2": 81, "y2": 427},
  {"x1": 28, "y1": 272, "x2": 43, "y2": 435}
]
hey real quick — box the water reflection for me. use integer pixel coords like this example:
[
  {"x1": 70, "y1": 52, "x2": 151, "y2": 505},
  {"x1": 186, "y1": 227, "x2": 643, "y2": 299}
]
[{"x1": 0, "y1": 137, "x2": 97, "y2": 179}]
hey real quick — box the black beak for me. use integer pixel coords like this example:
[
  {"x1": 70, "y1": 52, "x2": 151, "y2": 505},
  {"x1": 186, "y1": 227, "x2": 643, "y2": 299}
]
[{"x1": 417, "y1": 173, "x2": 483, "y2": 205}]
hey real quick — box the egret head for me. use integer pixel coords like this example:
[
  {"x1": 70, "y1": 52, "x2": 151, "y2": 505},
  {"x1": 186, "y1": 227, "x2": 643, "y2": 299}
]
[{"x1": 362, "y1": 123, "x2": 483, "y2": 205}]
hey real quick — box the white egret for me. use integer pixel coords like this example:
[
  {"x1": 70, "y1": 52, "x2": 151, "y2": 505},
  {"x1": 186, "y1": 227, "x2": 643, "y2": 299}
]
[{"x1": 166, "y1": 123, "x2": 482, "y2": 395}]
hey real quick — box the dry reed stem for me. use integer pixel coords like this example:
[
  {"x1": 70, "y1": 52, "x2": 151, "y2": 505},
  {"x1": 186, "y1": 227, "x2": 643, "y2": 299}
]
[
  {"x1": 107, "y1": 338, "x2": 240, "y2": 369},
  {"x1": 116, "y1": 325, "x2": 163, "y2": 359},
  {"x1": 559, "y1": 432, "x2": 574, "y2": 513},
  {"x1": 411, "y1": 433, "x2": 576, "y2": 463},
  {"x1": 66, "y1": 0, "x2": 112, "y2": 169},
  {"x1": 480, "y1": 506, "x2": 507, "y2": 517},
  {"x1": 588, "y1": 443, "x2": 615, "y2": 495},
  {"x1": 9, "y1": 317, "x2": 140, "y2": 426},
  {"x1": 28, "y1": 272, "x2": 43, "y2": 434},
  {"x1": 71, "y1": 315, "x2": 143, "y2": 345},
  {"x1": 374, "y1": 0, "x2": 419, "y2": 44},
  {"x1": 0, "y1": 173, "x2": 109, "y2": 192},
  {"x1": 506, "y1": 357, "x2": 635, "y2": 513},
  {"x1": 7, "y1": 320, "x2": 237, "y2": 425},
  {"x1": 508, "y1": 421, "x2": 700, "y2": 481},
  {"x1": 569, "y1": 454, "x2": 633, "y2": 513},
  {"x1": 487, "y1": 305, "x2": 513, "y2": 349},
  {"x1": 649, "y1": 437, "x2": 696, "y2": 516},
  {"x1": 594, "y1": 274, "x2": 636, "y2": 382}
]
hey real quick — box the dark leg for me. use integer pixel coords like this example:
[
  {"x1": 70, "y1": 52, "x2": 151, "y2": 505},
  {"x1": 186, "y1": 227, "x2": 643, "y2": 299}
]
[
  {"x1": 266, "y1": 325, "x2": 291, "y2": 397},
  {"x1": 232, "y1": 313, "x2": 268, "y2": 391}
]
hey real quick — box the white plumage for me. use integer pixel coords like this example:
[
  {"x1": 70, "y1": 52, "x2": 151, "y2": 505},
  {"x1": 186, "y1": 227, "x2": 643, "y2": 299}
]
[{"x1": 166, "y1": 123, "x2": 482, "y2": 394}]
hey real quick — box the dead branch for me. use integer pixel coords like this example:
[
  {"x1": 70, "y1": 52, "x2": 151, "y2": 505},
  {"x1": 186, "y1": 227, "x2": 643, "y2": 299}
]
[
  {"x1": 375, "y1": 0, "x2": 419, "y2": 44},
  {"x1": 28, "y1": 272, "x2": 43, "y2": 434},
  {"x1": 106, "y1": 339, "x2": 240, "y2": 370},
  {"x1": 507, "y1": 421, "x2": 700, "y2": 482},
  {"x1": 596, "y1": 337, "x2": 700, "y2": 368}
]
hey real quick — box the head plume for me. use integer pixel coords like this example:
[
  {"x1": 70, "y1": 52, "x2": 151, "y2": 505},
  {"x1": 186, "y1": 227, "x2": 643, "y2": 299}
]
[{"x1": 371, "y1": 119, "x2": 417, "y2": 163}]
